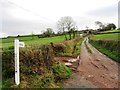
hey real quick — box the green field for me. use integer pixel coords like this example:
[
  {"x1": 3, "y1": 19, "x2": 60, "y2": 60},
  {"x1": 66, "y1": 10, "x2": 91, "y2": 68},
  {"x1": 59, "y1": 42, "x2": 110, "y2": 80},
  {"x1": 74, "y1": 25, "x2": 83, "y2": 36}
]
[
  {"x1": 91, "y1": 33, "x2": 119, "y2": 40},
  {"x1": 2, "y1": 34, "x2": 76, "y2": 88},
  {"x1": 101, "y1": 30, "x2": 120, "y2": 33},
  {"x1": 90, "y1": 32, "x2": 120, "y2": 63},
  {"x1": 2, "y1": 35, "x2": 67, "y2": 49},
  {"x1": 90, "y1": 40, "x2": 120, "y2": 63}
]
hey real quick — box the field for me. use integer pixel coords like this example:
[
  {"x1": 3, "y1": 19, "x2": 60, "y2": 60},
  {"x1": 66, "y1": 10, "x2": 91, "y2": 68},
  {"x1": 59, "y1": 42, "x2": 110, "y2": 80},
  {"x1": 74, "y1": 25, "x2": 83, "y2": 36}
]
[
  {"x1": 91, "y1": 33, "x2": 119, "y2": 40},
  {"x1": 2, "y1": 35, "x2": 76, "y2": 88},
  {"x1": 2, "y1": 35, "x2": 67, "y2": 49},
  {"x1": 90, "y1": 32, "x2": 120, "y2": 63},
  {"x1": 100, "y1": 30, "x2": 120, "y2": 33},
  {"x1": 2, "y1": 34, "x2": 83, "y2": 88}
]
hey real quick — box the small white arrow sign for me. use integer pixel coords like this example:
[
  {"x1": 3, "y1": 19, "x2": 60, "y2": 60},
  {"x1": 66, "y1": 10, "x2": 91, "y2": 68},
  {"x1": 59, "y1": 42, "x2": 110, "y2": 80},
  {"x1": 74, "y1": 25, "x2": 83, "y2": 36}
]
[{"x1": 19, "y1": 42, "x2": 25, "y2": 47}]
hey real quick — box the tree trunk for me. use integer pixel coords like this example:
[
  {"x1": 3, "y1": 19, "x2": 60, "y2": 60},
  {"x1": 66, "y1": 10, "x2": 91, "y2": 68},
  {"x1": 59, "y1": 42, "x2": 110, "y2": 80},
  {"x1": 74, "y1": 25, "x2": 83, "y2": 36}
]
[
  {"x1": 65, "y1": 34, "x2": 67, "y2": 40},
  {"x1": 73, "y1": 31, "x2": 75, "y2": 39},
  {"x1": 64, "y1": 32, "x2": 67, "y2": 40},
  {"x1": 63, "y1": 28, "x2": 67, "y2": 40},
  {"x1": 69, "y1": 32, "x2": 71, "y2": 40}
]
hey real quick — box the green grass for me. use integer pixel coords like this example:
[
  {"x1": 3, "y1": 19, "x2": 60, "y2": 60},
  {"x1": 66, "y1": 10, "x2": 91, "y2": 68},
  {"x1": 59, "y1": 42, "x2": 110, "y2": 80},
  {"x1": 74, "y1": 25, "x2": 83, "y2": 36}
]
[
  {"x1": 2, "y1": 78, "x2": 14, "y2": 88},
  {"x1": 61, "y1": 37, "x2": 84, "y2": 57},
  {"x1": 2, "y1": 35, "x2": 66, "y2": 49},
  {"x1": 101, "y1": 30, "x2": 120, "y2": 33},
  {"x1": 91, "y1": 33, "x2": 119, "y2": 40},
  {"x1": 2, "y1": 44, "x2": 73, "y2": 88},
  {"x1": 72, "y1": 38, "x2": 84, "y2": 56},
  {"x1": 0, "y1": 82, "x2": 2, "y2": 89},
  {"x1": 84, "y1": 39, "x2": 92, "y2": 53},
  {"x1": 2, "y1": 34, "x2": 79, "y2": 49},
  {"x1": 90, "y1": 32, "x2": 120, "y2": 63},
  {"x1": 52, "y1": 63, "x2": 72, "y2": 79},
  {"x1": 2, "y1": 34, "x2": 78, "y2": 88},
  {"x1": 89, "y1": 40, "x2": 120, "y2": 63}
]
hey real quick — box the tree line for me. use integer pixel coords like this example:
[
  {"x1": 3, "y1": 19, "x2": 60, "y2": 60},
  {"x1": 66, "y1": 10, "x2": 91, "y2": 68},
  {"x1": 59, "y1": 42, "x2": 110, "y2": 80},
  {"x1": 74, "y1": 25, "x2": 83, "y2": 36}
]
[
  {"x1": 95, "y1": 21, "x2": 117, "y2": 31},
  {"x1": 37, "y1": 17, "x2": 118, "y2": 40},
  {"x1": 39, "y1": 16, "x2": 78, "y2": 40}
]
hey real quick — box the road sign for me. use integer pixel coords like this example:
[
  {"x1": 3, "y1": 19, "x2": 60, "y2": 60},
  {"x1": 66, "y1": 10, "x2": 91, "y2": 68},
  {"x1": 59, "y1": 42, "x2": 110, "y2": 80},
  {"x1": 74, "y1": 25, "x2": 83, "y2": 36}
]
[
  {"x1": 14, "y1": 39, "x2": 25, "y2": 85},
  {"x1": 19, "y1": 42, "x2": 25, "y2": 47}
]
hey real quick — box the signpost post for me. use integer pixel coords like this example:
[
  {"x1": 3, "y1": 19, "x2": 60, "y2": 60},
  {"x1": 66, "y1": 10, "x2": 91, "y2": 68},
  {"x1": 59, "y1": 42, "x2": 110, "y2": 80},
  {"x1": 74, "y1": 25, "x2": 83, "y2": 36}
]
[{"x1": 14, "y1": 39, "x2": 25, "y2": 85}]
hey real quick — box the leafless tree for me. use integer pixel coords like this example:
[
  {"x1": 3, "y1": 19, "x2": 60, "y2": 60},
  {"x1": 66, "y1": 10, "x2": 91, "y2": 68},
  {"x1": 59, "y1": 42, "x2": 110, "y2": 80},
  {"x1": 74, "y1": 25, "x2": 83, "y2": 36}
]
[
  {"x1": 95, "y1": 21, "x2": 104, "y2": 29},
  {"x1": 57, "y1": 16, "x2": 76, "y2": 40}
]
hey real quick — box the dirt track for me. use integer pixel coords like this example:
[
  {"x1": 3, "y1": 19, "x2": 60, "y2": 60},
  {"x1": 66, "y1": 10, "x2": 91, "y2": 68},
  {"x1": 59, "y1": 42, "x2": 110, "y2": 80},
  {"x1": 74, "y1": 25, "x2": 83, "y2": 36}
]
[{"x1": 64, "y1": 37, "x2": 120, "y2": 88}]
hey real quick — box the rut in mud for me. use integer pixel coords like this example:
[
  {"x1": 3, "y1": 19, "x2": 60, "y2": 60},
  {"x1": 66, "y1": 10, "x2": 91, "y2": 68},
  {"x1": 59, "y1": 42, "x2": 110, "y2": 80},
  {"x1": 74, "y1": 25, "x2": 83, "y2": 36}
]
[{"x1": 63, "y1": 37, "x2": 120, "y2": 88}]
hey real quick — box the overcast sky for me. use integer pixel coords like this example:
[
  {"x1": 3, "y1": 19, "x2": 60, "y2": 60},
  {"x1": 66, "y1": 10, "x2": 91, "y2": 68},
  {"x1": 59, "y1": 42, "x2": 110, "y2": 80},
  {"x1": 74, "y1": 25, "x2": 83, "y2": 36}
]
[{"x1": 1, "y1": 0, "x2": 119, "y2": 37}]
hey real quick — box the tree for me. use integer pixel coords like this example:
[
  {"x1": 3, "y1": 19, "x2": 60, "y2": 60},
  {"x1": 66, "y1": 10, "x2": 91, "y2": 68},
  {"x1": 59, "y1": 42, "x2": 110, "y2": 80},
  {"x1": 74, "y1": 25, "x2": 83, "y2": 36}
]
[
  {"x1": 57, "y1": 16, "x2": 76, "y2": 40},
  {"x1": 43, "y1": 28, "x2": 54, "y2": 37},
  {"x1": 72, "y1": 26, "x2": 78, "y2": 39},
  {"x1": 117, "y1": 28, "x2": 120, "y2": 30},
  {"x1": 106, "y1": 23, "x2": 116, "y2": 30},
  {"x1": 95, "y1": 21, "x2": 104, "y2": 30},
  {"x1": 95, "y1": 21, "x2": 116, "y2": 31},
  {"x1": 101, "y1": 23, "x2": 117, "y2": 31}
]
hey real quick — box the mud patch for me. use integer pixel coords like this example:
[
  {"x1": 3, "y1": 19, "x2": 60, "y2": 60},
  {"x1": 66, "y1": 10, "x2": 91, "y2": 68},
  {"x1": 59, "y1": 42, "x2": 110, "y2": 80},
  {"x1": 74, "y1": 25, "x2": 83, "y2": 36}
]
[{"x1": 54, "y1": 56, "x2": 80, "y2": 72}]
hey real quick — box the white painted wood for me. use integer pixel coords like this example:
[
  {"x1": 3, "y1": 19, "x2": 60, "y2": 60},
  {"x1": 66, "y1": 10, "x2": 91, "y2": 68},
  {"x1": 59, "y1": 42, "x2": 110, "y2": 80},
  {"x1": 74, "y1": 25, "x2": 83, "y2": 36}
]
[
  {"x1": 14, "y1": 39, "x2": 20, "y2": 85},
  {"x1": 19, "y1": 42, "x2": 25, "y2": 47},
  {"x1": 14, "y1": 39, "x2": 25, "y2": 85}
]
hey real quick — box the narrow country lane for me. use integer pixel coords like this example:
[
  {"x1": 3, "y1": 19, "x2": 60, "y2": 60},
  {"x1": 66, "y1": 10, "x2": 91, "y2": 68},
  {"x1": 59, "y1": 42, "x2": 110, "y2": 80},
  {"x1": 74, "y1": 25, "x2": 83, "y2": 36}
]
[
  {"x1": 64, "y1": 37, "x2": 119, "y2": 88},
  {"x1": 77, "y1": 37, "x2": 120, "y2": 88}
]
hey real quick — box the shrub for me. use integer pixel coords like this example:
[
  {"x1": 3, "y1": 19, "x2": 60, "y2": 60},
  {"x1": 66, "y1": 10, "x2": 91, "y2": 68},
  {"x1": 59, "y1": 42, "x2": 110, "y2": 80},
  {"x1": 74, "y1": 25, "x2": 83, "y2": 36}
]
[
  {"x1": 62, "y1": 37, "x2": 84, "y2": 57},
  {"x1": 2, "y1": 44, "x2": 56, "y2": 88},
  {"x1": 2, "y1": 44, "x2": 72, "y2": 88},
  {"x1": 50, "y1": 42, "x2": 65, "y2": 56},
  {"x1": 52, "y1": 63, "x2": 72, "y2": 79},
  {"x1": 2, "y1": 50, "x2": 14, "y2": 79}
]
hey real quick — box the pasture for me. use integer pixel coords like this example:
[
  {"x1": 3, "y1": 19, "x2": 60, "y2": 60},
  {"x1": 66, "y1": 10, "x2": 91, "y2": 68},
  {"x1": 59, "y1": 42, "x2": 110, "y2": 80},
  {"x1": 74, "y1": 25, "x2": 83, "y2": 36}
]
[
  {"x1": 2, "y1": 35, "x2": 67, "y2": 49},
  {"x1": 91, "y1": 33, "x2": 119, "y2": 40},
  {"x1": 90, "y1": 32, "x2": 120, "y2": 63},
  {"x1": 101, "y1": 30, "x2": 120, "y2": 33},
  {"x1": 2, "y1": 34, "x2": 82, "y2": 88}
]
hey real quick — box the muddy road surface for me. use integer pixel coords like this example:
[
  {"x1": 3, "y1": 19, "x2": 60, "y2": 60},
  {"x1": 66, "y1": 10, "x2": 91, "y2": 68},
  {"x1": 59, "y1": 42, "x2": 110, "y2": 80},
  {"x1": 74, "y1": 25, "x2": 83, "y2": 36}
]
[{"x1": 63, "y1": 37, "x2": 119, "y2": 88}]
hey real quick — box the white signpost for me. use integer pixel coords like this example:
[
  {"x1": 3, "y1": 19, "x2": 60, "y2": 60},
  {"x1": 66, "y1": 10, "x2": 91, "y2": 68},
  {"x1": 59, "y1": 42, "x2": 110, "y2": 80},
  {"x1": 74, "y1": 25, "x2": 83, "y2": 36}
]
[{"x1": 14, "y1": 39, "x2": 25, "y2": 85}]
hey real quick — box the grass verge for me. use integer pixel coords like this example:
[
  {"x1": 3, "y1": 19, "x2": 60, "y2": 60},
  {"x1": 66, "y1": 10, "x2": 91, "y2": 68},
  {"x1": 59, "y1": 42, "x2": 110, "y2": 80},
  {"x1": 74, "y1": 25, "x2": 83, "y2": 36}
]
[
  {"x1": 58, "y1": 37, "x2": 84, "y2": 57},
  {"x1": 84, "y1": 39, "x2": 92, "y2": 54},
  {"x1": 89, "y1": 40, "x2": 120, "y2": 63}
]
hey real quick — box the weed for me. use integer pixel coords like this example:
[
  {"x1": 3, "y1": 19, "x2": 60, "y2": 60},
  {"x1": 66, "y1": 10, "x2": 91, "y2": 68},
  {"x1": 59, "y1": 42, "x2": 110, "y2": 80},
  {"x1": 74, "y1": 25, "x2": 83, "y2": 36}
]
[
  {"x1": 59, "y1": 37, "x2": 84, "y2": 57},
  {"x1": 52, "y1": 63, "x2": 72, "y2": 79}
]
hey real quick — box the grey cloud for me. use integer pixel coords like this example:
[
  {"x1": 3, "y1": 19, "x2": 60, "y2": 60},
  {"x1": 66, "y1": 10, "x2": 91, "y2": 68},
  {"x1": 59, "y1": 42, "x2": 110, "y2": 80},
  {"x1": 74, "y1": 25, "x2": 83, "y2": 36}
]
[
  {"x1": 2, "y1": 18, "x2": 52, "y2": 36},
  {"x1": 87, "y1": 4, "x2": 117, "y2": 17},
  {"x1": 73, "y1": 16, "x2": 98, "y2": 29},
  {"x1": 2, "y1": 1, "x2": 55, "y2": 37}
]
